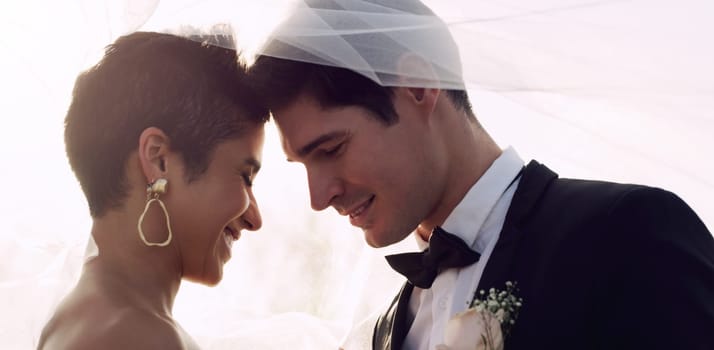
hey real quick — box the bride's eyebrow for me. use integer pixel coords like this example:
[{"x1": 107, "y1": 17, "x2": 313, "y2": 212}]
[{"x1": 297, "y1": 130, "x2": 349, "y2": 158}]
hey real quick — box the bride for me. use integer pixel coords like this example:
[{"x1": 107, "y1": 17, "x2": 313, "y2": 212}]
[{"x1": 37, "y1": 30, "x2": 267, "y2": 349}]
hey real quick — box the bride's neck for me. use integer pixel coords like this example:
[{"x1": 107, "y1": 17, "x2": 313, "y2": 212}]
[{"x1": 85, "y1": 209, "x2": 182, "y2": 316}]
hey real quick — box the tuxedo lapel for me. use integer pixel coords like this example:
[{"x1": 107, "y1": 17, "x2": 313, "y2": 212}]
[
  {"x1": 373, "y1": 282, "x2": 414, "y2": 350},
  {"x1": 375, "y1": 161, "x2": 558, "y2": 349},
  {"x1": 477, "y1": 160, "x2": 558, "y2": 292}
]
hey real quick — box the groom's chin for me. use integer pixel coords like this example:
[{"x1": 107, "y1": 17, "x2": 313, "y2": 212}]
[
  {"x1": 363, "y1": 228, "x2": 407, "y2": 248},
  {"x1": 364, "y1": 235, "x2": 384, "y2": 248}
]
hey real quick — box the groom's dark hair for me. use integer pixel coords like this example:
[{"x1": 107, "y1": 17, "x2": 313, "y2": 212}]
[
  {"x1": 65, "y1": 30, "x2": 268, "y2": 218},
  {"x1": 248, "y1": 0, "x2": 474, "y2": 125}
]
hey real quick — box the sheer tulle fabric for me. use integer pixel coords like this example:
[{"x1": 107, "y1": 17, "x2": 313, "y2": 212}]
[{"x1": 1, "y1": 0, "x2": 712, "y2": 349}]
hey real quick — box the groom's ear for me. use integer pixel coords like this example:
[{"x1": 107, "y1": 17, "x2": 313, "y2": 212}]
[
  {"x1": 394, "y1": 53, "x2": 440, "y2": 119},
  {"x1": 395, "y1": 52, "x2": 438, "y2": 88},
  {"x1": 137, "y1": 127, "x2": 171, "y2": 183},
  {"x1": 390, "y1": 86, "x2": 440, "y2": 130},
  {"x1": 405, "y1": 86, "x2": 439, "y2": 107}
]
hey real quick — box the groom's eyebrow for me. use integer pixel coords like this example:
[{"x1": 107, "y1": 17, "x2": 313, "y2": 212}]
[{"x1": 297, "y1": 131, "x2": 349, "y2": 158}]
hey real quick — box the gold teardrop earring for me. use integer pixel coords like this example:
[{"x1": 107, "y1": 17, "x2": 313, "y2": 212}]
[{"x1": 137, "y1": 178, "x2": 173, "y2": 247}]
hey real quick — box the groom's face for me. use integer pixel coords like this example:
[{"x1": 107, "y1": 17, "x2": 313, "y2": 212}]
[{"x1": 273, "y1": 91, "x2": 448, "y2": 247}]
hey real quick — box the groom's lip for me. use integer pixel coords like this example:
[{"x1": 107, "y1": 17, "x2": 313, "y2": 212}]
[
  {"x1": 342, "y1": 196, "x2": 373, "y2": 216},
  {"x1": 347, "y1": 195, "x2": 375, "y2": 226}
]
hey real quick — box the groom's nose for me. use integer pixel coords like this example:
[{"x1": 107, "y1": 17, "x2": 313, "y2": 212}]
[{"x1": 307, "y1": 168, "x2": 343, "y2": 211}]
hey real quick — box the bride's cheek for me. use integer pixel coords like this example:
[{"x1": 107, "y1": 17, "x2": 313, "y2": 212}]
[{"x1": 237, "y1": 190, "x2": 251, "y2": 214}]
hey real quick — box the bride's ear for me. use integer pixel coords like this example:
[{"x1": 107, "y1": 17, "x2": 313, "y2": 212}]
[{"x1": 137, "y1": 127, "x2": 170, "y2": 183}]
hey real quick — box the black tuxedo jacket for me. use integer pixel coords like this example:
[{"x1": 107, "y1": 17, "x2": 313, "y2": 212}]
[{"x1": 374, "y1": 160, "x2": 714, "y2": 349}]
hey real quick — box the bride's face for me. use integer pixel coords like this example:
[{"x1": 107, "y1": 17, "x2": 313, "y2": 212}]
[{"x1": 167, "y1": 126, "x2": 264, "y2": 285}]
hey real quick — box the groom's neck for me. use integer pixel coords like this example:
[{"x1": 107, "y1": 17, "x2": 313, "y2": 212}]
[{"x1": 417, "y1": 113, "x2": 501, "y2": 240}]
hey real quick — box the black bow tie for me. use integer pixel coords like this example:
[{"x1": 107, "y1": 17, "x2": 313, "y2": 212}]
[{"x1": 385, "y1": 227, "x2": 481, "y2": 289}]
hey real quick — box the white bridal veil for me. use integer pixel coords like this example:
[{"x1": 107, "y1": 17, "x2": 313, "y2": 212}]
[{"x1": 0, "y1": 0, "x2": 712, "y2": 349}]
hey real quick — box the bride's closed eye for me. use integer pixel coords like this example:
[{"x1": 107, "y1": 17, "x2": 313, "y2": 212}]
[
  {"x1": 237, "y1": 167, "x2": 256, "y2": 187},
  {"x1": 236, "y1": 158, "x2": 261, "y2": 187},
  {"x1": 241, "y1": 172, "x2": 253, "y2": 187}
]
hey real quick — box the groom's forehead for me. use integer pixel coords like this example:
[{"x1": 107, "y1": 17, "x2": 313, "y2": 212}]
[
  {"x1": 274, "y1": 92, "x2": 343, "y2": 127},
  {"x1": 274, "y1": 97, "x2": 364, "y2": 161},
  {"x1": 272, "y1": 96, "x2": 320, "y2": 158}
]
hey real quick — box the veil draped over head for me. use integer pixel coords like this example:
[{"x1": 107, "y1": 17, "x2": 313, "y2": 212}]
[{"x1": 1, "y1": 0, "x2": 712, "y2": 349}]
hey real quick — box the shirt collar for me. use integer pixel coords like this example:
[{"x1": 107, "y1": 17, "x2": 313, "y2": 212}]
[{"x1": 416, "y1": 147, "x2": 524, "y2": 251}]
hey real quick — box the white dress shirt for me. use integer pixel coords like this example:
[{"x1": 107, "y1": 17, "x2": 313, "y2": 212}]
[{"x1": 403, "y1": 147, "x2": 524, "y2": 350}]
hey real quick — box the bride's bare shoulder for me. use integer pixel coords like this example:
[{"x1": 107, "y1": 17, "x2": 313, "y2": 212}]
[{"x1": 37, "y1": 288, "x2": 186, "y2": 350}]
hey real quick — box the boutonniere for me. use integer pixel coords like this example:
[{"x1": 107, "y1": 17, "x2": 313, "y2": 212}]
[{"x1": 436, "y1": 281, "x2": 523, "y2": 350}]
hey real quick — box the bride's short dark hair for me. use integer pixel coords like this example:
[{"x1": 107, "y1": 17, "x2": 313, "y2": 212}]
[{"x1": 65, "y1": 31, "x2": 268, "y2": 218}]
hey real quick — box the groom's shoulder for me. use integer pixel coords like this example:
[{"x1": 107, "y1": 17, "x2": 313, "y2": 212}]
[
  {"x1": 522, "y1": 160, "x2": 651, "y2": 209},
  {"x1": 550, "y1": 175, "x2": 646, "y2": 199},
  {"x1": 543, "y1": 175, "x2": 690, "y2": 215},
  {"x1": 542, "y1": 177, "x2": 710, "y2": 242},
  {"x1": 531, "y1": 174, "x2": 647, "y2": 217},
  {"x1": 550, "y1": 177, "x2": 690, "y2": 212},
  {"x1": 525, "y1": 173, "x2": 711, "y2": 240}
]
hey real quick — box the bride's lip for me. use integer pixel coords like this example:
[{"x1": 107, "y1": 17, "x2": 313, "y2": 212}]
[{"x1": 223, "y1": 225, "x2": 240, "y2": 241}]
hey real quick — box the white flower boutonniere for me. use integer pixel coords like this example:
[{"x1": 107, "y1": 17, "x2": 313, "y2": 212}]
[{"x1": 436, "y1": 281, "x2": 523, "y2": 350}]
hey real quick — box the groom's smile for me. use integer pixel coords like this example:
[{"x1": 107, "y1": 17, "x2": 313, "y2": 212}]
[
  {"x1": 343, "y1": 194, "x2": 375, "y2": 228},
  {"x1": 272, "y1": 90, "x2": 448, "y2": 248}
]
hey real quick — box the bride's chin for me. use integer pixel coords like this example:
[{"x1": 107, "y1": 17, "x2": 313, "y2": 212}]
[
  {"x1": 202, "y1": 277, "x2": 222, "y2": 287},
  {"x1": 183, "y1": 262, "x2": 225, "y2": 287},
  {"x1": 186, "y1": 271, "x2": 223, "y2": 287}
]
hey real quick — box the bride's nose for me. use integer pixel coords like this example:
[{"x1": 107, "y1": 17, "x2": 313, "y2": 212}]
[{"x1": 240, "y1": 192, "x2": 262, "y2": 231}]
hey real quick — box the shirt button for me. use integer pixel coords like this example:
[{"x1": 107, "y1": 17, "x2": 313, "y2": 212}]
[{"x1": 438, "y1": 297, "x2": 448, "y2": 309}]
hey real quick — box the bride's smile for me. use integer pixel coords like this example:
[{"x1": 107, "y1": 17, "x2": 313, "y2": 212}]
[{"x1": 168, "y1": 134, "x2": 265, "y2": 285}]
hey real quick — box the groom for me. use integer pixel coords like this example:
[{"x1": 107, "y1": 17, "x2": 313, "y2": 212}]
[{"x1": 249, "y1": 0, "x2": 714, "y2": 349}]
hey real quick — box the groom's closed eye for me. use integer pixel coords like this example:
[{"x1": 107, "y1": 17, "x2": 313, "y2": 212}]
[
  {"x1": 319, "y1": 142, "x2": 345, "y2": 158},
  {"x1": 297, "y1": 131, "x2": 351, "y2": 160}
]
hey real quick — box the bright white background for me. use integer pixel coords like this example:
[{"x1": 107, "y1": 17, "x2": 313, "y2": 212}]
[{"x1": 0, "y1": 1, "x2": 712, "y2": 349}]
